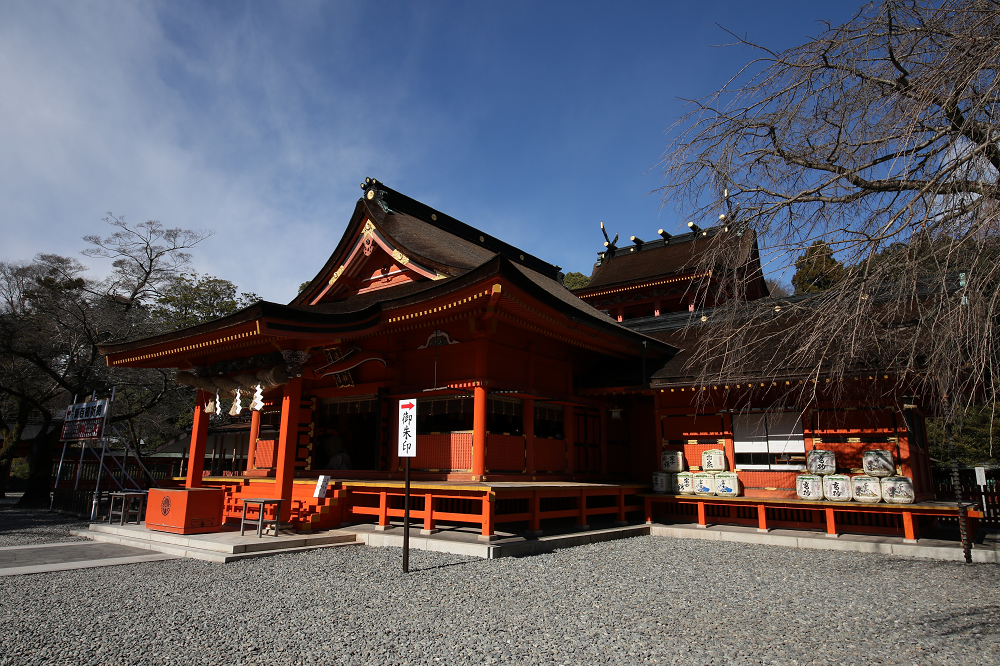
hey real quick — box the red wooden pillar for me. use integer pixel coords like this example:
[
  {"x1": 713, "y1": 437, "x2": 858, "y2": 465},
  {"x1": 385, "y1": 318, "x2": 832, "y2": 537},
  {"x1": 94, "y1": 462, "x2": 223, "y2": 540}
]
[
  {"x1": 471, "y1": 335, "x2": 488, "y2": 480},
  {"x1": 245, "y1": 408, "x2": 261, "y2": 473},
  {"x1": 615, "y1": 487, "x2": 626, "y2": 526},
  {"x1": 644, "y1": 496, "x2": 653, "y2": 524},
  {"x1": 599, "y1": 401, "x2": 608, "y2": 477},
  {"x1": 422, "y1": 492, "x2": 436, "y2": 533},
  {"x1": 389, "y1": 400, "x2": 399, "y2": 474},
  {"x1": 274, "y1": 377, "x2": 302, "y2": 522},
  {"x1": 480, "y1": 491, "x2": 495, "y2": 539},
  {"x1": 472, "y1": 386, "x2": 487, "y2": 479},
  {"x1": 825, "y1": 507, "x2": 838, "y2": 538},
  {"x1": 529, "y1": 490, "x2": 542, "y2": 534},
  {"x1": 564, "y1": 405, "x2": 575, "y2": 475},
  {"x1": 185, "y1": 390, "x2": 210, "y2": 488},
  {"x1": 757, "y1": 503, "x2": 769, "y2": 532},
  {"x1": 523, "y1": 398, "x2": 535, "y2": 475},
  {"x1": 722, "y1": 412, "x2": 736, "y2": 473},
  {"x1": 377, "y1": 490, "x2": 389, "y2": 528},
  {"x1": 902, "y1": 510, "x2": 918, "y2": 542},
  {"x1": 697, "y1": 500, "x2": 707, "y2": 527}
]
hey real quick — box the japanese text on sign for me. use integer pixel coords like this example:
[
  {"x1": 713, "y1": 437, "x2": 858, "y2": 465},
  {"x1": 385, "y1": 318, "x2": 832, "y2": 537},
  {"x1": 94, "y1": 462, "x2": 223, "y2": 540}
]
[
  {"x1": 60, "y1": 399, "x2": 110, "y2": 441},
  {"x1": 398, "y1": 399, "x2": 417, "y2": 458},
  {"x1": 65, "y1": 400, "x2": 108, "y2": 422}
]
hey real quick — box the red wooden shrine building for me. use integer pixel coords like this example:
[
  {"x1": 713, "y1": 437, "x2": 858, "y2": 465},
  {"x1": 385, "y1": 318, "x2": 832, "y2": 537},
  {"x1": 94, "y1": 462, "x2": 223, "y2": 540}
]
[{"x1": 100, "y1": 180, "x2": 973, "y2": 542}]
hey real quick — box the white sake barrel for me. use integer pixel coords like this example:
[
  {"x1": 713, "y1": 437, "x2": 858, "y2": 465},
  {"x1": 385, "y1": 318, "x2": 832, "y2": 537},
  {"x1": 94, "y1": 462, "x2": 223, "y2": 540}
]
[
  {"x1": 796, "y1": 474, "x2": 825, "y2": 500},
  {"x1": 676, "y1": 472, "x2": 696, "y2": 495},
  {"x1": 851, "y1": 475, "x2": 883, "y2": 503},
  {"x1": 661, "y1": 450, "x2": 685, "y2": 472},
  {"x1": 862, "y1": 449, "x2": 895, "y2": 477},
  {"x1": 668, "y1": 473, "x2": 682, "y2": 494},
  {"x1": 715, "y1": 471, "x2": 739, "y2": 497},
  {"x1": 693, "y1": 471, "x2": 716, "y2": 495},
  {"x1": 652, "y1": 472, "x2": 669, "y2": 494},
  {"x1": 702, "y1": 449, "x2": 727, "y2": 472},
  {"x1": 806, "y1": 450, "x2": 837, "y2": 475},
  {"x1": 881, "y1": 476, "x2": 915, "y2": 504},
  {"x1": 823, "y1": 474, "x2": 852, "y2": 502}
]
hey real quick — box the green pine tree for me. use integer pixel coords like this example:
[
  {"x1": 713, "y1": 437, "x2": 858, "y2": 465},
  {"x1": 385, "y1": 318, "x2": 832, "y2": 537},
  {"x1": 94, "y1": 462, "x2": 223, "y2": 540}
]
[{"x1": 791, "y1": 241, "x2": 846, "y2": 294}]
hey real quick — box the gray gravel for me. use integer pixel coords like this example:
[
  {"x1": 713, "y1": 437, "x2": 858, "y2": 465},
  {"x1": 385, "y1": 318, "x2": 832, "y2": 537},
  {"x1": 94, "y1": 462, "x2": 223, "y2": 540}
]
[
  {"x1": 1, "y1": 530, "x2": 997, "y2": 665},
  {"x1": 0, "y1": 507, "x2": 90, "y2": 547}
]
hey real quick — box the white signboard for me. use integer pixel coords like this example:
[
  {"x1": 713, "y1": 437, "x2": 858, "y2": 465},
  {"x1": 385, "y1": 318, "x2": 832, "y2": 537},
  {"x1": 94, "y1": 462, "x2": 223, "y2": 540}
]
[
  {"x1": 313, "y1": 475, "x2": 331, "y2": 498},
  {"x1": 975, "y1": 466, "x2": 987, "y2": 487},
  {"x1": 398, "y1": 399, "x2": 417, "y2": 458},
  {"x1": 60, "y1": 398, "x2": 111, "y2": 441}
]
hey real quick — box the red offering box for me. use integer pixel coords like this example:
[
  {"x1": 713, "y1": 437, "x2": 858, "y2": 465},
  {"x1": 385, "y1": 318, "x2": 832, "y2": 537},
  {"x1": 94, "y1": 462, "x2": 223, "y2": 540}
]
[{"x1": 146, "y1": 488, "x2": 225, "y2": 534}]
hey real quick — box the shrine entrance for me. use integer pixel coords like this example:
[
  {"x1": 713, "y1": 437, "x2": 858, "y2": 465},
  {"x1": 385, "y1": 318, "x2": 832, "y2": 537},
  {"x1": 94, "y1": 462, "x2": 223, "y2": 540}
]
[{"x1": 316, "y1": 396, "x2": 384, "y2": 471}]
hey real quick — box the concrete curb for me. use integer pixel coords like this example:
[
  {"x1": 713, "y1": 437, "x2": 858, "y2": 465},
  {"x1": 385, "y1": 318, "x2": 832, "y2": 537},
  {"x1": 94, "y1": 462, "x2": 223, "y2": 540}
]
[
  {"x1": 648, "y1": 524, "x2": 999, "y2": 564},
  {"x1": 0, "y1": 552, "x2": 179, "y2": 576},
  {"x1": 360, "y1": 525, "x2": 651, "y2": 559},
  {"x1": 71, "y1": 529, "x2": 363, "y2": 563}
]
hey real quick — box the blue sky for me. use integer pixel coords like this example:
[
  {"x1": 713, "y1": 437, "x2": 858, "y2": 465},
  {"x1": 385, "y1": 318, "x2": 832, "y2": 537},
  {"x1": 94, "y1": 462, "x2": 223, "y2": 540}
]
[{"x1": 0, "y1": 1, "x2": 861, "y2": 301}]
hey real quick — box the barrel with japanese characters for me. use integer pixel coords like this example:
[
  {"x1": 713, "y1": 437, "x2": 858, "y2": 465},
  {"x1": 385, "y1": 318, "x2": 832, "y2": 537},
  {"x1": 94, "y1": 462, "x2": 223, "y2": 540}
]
[
  {"x1": 806, "y1": 449, "x2": 837, "y2": 475},
  {"x1": 652, "y1": 472, "x2": 669, "y2": 494},
  {"x1": 661, "y1": 450, "x2": 685, "y2": 473},
  {"x1": 714, "y1": 471, "x2": 740, "y2": 497},
  {"x1": 862, "y1": 449, "x2": 895, "y2": 477},
  {"x1": 851, "y1": 475, "x2": 883, "y2": 503},
  {"x1": 676, "y1": 471, "x2": 696, "y2": 495},
  {"x1": 823, "y1": 474, "x2": 853, "y2": 502},
  {"x1": 693, "y1": 471, "x2": 716, "y2": 495},
  {"x1": 796, "y1": 474, "x2": 825, "y2": 500},
  {"x1": 881, "y1": 476, "x2": 915, "y2": 504},
  {"x1": 701, "y1": 449, "x2": 727, "y2": 472}
]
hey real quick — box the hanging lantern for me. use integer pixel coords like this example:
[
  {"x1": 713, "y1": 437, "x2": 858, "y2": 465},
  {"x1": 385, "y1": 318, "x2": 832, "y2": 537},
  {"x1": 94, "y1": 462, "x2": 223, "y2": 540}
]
[{"x1": 610, "y1": 408, "x2": 623, "y2": 420}]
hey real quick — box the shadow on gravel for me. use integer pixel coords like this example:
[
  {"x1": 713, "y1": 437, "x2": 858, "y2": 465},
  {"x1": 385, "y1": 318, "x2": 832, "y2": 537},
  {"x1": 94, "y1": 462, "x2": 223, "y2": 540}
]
[
  {"x1": 407, "y1": 559, "x2": 483, "y2": 573},
  {"x1": 919, "y1": 607, "x2": 1000, "y2": 637},
  {"x1": 0, "y1": 506, "x2": 91, "y2": 547}
]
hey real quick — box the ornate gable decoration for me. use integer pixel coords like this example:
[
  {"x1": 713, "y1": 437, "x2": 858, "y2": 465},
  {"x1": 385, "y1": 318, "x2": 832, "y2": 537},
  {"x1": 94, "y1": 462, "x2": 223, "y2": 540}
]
[{"x1": 310, "y1": 217, "x2": 444, "y2": 304}]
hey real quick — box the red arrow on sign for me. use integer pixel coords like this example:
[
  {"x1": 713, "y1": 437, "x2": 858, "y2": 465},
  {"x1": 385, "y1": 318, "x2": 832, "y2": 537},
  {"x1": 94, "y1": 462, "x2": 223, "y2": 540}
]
[{"x1": 400, "y1": 402, "x2": 415, "y2": 410}]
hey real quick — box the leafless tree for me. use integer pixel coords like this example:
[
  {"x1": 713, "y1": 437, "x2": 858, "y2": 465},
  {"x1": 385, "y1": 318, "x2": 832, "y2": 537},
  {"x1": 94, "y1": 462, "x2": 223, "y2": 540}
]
[
  {"x1": 0, "y1": 216, "x2": 212, "y2": 504},
  {"x1": 657, "y1": 0, "x2": 1000, "y2": 422}
]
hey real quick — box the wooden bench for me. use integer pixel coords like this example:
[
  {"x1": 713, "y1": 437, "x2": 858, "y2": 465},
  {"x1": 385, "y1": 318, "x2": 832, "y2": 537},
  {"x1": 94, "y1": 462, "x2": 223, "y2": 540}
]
[{"x1": 643, "y1": 493, "x2": 983, "y2": 542}]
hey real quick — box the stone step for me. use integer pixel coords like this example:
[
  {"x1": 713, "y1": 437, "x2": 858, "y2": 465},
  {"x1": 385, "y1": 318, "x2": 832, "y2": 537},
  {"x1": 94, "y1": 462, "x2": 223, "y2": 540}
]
[
  {"x1": 72, "y1": 528, "x2": 362, "y2": 564},
  {"x1": 86, "y1": 523, "x2": 357, "y2": 554}
]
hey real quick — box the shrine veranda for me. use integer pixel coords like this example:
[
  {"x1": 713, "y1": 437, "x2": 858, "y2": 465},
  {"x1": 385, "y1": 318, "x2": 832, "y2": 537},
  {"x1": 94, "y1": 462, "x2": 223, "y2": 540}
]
[{"x1": 96, "y1": 180, "x2": 979, "y2": 543}]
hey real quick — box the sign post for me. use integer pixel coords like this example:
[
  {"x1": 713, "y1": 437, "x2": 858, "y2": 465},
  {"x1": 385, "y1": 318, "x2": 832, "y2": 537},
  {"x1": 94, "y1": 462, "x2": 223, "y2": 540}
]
[
  {"x1": 398, "y1": 399, "x2": 417, "y2": 572},
  {"x1": 51, "y1": 392, "x2": 114, "y2": 513},
  {"x1": 975, "y1": 466, "x2": 987, "y2": 514}
]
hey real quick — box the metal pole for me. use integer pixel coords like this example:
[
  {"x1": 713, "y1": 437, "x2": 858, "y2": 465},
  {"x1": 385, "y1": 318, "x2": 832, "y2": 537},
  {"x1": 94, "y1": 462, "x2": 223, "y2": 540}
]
[
  {"x1": 50, "y1": 439, "x2": 69, "y2": 511},
  {"x1": 112, "y1": 426, "x2": 158, "y2": 488},
  {"x1": 73, "y1": 440, "x2": 86, "y2": 491},
  {"x1": 90, "y1": 438, "x2": 109, "y2": 521},
  {"x1": 104, "y1": 447, "x2": 140, "y2": 489},
  {"x1": 403, "y1": 456, "x2": 410, "y2": 573}
]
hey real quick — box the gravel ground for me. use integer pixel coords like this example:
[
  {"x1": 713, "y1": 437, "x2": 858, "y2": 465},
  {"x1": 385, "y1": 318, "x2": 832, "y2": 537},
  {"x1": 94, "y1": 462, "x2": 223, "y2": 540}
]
[
  {"x1": 1, "y1": 525, "x2": 998, "y2": 666},
  {"x1": 0, "y1": 507, "x2": 90, "y2": 547}
]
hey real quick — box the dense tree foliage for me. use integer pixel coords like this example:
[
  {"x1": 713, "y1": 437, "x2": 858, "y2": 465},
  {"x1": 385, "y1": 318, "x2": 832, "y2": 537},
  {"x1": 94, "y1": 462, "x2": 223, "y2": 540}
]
[
  {"x1": 0, "y1": 215, "x2": 258, "y2": 504},
  {"x1": 790, "y1": 241, "x2": 847, "y2": 294},
  {"x1": 563, "y1": 272, "x2": 591, "y2": 290}
]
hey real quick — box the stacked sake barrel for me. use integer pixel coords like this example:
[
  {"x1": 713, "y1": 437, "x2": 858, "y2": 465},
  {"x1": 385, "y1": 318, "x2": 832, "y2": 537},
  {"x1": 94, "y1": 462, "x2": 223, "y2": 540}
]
[
  {"x1": 653, "y1": 448, "x2": 740, "y2": 496},
  {"x1": 652, "y1": 450, "x2": 684, "y2": 493},
  {"x1": 795, "y1": 449, "x2": 914, "y2": 503}
]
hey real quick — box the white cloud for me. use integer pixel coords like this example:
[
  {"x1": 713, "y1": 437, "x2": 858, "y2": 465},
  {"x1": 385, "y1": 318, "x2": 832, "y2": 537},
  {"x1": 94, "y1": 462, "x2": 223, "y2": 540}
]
[{"x1": 0, "y1": 2, "x2": 409, "y2": 302}]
